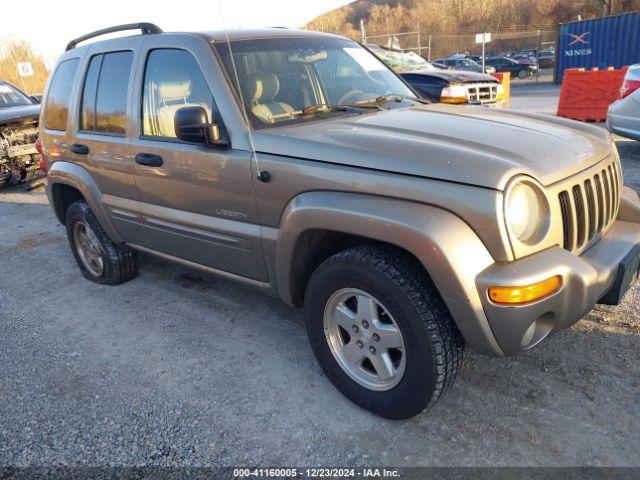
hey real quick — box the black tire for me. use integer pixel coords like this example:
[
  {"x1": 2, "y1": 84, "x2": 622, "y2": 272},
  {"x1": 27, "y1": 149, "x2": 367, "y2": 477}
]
[
  {"x1": 517, "y1": 68, "x2": 529, "y2": 79},
  {"x1": 304, "y1": 245, "x2": 464, "y2": 419},
  {"x1": 65, "y1": 200, "x2": 138, "y2": 285}
]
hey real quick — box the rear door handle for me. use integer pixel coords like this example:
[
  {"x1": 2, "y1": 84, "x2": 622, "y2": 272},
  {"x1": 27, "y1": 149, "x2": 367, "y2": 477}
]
[
  {"x1": 70, "y1": 143, "x2": 89, "y2": 155},
  {"x1": 135, "y1": 153, "x2": 163, "y2": 167}
]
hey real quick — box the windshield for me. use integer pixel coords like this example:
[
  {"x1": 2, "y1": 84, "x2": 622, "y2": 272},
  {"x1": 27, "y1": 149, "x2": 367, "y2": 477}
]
[
  {"x1": 215, "y1": 37, "x2": 416, "y2": 128},
  {"x1": 462, "y1": 59, "x2": 480, "y2": 68},
  {"x1": 0, "y1": 83, "x2": 33, "y2": 108},
  {"x1": 369, "y1": 47, "x2": 436, "y2": 72}
]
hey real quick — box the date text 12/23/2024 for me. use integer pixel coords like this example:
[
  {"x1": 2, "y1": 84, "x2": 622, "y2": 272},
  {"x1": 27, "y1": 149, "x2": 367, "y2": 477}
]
[{"x1": 233, "y1": 468, "x2": 401, "y2": 478}]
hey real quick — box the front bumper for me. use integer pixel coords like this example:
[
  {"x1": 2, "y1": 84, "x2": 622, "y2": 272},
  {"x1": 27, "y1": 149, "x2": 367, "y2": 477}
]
[{"x1": 475, "y1": 187, "x2": 640, "y2": 355}]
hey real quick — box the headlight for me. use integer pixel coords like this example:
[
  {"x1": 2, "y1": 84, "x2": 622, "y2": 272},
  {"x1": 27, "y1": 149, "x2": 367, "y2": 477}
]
[
  {"x1": 505, "y1": 179, "x2": 550, "y2": 244},
  {"x1": 440, "y1": 85, "x2": 468, "y2": 104}
]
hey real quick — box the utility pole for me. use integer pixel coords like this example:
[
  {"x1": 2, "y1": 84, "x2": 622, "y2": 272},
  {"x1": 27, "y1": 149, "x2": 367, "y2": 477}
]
[
  {"x1": 428, "y1": 34, "x2": 432, "y2": 61},
  {"x1": 416, "y1": 22, "x2": 421, "y2": 56},
  {"x1": 480, "y1": 24, "x2": 487, "y2": 74},
  {"x1": 360, "y1": 18, "x2": 366, "y2": 44},
  {"x1": 536, "y1": 29, "x2": 541, "y2": 81}
]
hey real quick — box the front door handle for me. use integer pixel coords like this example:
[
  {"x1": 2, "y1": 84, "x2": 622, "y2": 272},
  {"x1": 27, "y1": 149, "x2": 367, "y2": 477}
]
[
  {"x1": 135, "y1": 153, "x2": 163, "y2": 167},
  {"x1": 70, "y1": 143, "x2": 89, "y2": 155}
]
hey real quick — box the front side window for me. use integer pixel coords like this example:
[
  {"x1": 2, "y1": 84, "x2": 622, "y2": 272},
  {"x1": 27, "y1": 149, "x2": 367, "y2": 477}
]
[
  {"x1": 142, "y1": 49, "x2": 215, "y2": 139},
  {"x1": 0, "y1": 83, "x2": 33, "y2": 108},
  {"x1": 45, "y1": 59, "x2": 80, "y2": 131},
  {"x1": 80, "y1": 51, "x2": 133, "y2": 135},
  {"x1": 216, "y1": 37, "x2": 415, "y2": 129}
]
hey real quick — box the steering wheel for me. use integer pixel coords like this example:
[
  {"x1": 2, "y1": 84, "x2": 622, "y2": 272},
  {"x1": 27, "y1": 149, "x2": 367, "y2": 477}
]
[{"x1": 338, "y1": 89, "x2": 366, "y2": 104}]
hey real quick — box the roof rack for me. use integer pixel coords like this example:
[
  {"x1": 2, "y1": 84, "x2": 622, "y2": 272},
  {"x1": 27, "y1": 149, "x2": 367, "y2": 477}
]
[{"x1": 65, "y1": 23, "x2": 163, "y2": 51}]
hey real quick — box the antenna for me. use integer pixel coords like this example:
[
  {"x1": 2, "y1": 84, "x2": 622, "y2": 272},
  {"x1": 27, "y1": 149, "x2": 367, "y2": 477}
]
[{"x1": 215, "y1": 0, "x2": 265, "y2": 181}]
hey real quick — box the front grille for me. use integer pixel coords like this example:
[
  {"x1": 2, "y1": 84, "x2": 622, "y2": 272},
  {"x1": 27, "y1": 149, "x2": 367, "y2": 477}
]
[
  {"x1": 466, "y1": 83, "x2": 498, "y2": 104},
  {"x1": 558, "y1": 158, "x2": 622, "y2": 252}
]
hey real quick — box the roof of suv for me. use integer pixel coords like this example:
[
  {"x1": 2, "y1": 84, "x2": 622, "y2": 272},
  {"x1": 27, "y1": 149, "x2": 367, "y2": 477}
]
[
  {"x1": 200, "y1": 28, "x2": 344, "y2": 42},
  {"x1": 64, "y1": 25, "x2": 345, "y2": 53}
]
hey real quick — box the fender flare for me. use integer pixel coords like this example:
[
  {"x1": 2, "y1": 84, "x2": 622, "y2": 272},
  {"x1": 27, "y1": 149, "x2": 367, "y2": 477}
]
[
  {"x1": 46, "y1": 161, "x2": 123, "y2": 243},
  {"x1": 274, "y1": 191, "x2": 504, "y2": 356},
  {"x1": 618, "y1": 186, "x2": 640, "y2": 224}
]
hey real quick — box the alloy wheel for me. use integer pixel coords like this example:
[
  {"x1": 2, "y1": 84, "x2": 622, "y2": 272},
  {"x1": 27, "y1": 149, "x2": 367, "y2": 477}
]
[
  {"x1": 73, "y1": 220, "x2": 104, "y2": 277},
  {"x1": 323, "y1": 288, "x2": 406, "y2": 391}
]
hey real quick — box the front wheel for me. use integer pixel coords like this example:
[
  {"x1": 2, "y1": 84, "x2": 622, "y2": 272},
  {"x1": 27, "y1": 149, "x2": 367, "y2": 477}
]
[
  {"x1": 517, "y1": 68, "x2": 529, "y2": 79},
  {"x1": 304, "y1": 245, "x2": 464, "y2": 419}
]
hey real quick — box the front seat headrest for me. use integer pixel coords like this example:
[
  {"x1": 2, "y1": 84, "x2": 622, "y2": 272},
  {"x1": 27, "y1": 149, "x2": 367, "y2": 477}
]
[{"x1": 249, "y1": 73, "x2": 280, "y2": 104}]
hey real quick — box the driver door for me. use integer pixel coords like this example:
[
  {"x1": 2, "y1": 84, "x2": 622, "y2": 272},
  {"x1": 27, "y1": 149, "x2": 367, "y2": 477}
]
[{"x1": 129, "y1": 45, "x2": 268, "y2": 282}]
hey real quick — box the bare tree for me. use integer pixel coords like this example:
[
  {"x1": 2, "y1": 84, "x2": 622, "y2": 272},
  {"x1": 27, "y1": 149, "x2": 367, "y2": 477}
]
[{"x1": 0, "y1": 39, "x2": 50, "y2": 94}]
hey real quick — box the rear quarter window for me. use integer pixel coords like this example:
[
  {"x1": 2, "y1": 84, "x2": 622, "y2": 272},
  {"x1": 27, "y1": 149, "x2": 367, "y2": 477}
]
[
  {"x1": 45, "y1": 59, "x2": 80, "y2": 131},
  {"x1": 80, "y1": 51, "x2": 133, "y2": 135}
]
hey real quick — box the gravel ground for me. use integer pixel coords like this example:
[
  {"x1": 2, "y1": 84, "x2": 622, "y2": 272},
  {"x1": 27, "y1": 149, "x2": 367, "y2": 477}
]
[{"x1": 1, "y1": 105, "x2": 639, "y2": 468}]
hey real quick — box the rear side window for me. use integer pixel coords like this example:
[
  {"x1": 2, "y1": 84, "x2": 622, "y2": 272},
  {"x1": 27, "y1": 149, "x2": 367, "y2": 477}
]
[
  {"x1": 142, "y1": 49, "x2": 214, "y2": 139},
  {"x1": 81, "y1": 55, "x2": 101, "y2": 131},
  {"x1": 80, "y1": 51, "x2": 133, "y2": 135},
  {"x1": 45, "y1": 59, "x2": 79, "y2": 131}
]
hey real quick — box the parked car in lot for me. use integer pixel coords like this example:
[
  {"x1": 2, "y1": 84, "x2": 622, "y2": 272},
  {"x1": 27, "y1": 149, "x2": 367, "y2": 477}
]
[
  {"x1": 512, "y1": 53, "x2": 537, "y2": 64},
  {"x1": 367, "y1": 45, "x2": 443, "y2": 72},
  {"x1": 607, "y1": 64, "x2": 640, "y2": 141},
  {"x1": 485, "y1": 56, "x2": 537, "y2": 79},
  {"x1": 431, "y1": 61, "x2": 450, "y2": 70},
  {"x1": 538, "y1": 51, "x2": 556, "y2": 68},
  {"x1": 434, "y1": 57, "x2": 496, "y2": 75},
  {"x1": 41, "y1": 24, "x2": 640, "y2": 419},
  {"x1": 368, "y1": 45, "x2": 503, "y2": 106},
  {"x1": 0, "y1": 80, "x2": 41, "y2": 186},
  {"x1": 400, "y1": 70, "x2": 503, "y2": 106}
]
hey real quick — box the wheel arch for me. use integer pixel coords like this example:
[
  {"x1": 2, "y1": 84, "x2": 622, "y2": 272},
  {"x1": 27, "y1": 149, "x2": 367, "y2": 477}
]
[
  {"x1": 46, "y1": 161, "x2": 122, "y2": 243},
  {"x1": 274, "y1": 191, "x2": 504, "y2": 356}
]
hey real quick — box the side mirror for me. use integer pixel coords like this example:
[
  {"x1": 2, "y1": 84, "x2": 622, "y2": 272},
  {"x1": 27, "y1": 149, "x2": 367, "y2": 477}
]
[{"x1": 174, "y1": 106, "x2": 228, "y2": 147}]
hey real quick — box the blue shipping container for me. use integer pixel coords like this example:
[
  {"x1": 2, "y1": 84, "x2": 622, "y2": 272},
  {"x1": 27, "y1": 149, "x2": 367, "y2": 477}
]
[{"x1": 557, "y1": 11, "x2": 640, "y2": 82}]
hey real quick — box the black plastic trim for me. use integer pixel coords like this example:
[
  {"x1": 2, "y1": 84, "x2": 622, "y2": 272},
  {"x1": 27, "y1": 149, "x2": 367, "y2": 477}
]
[{"x1": 66, "y1": 23, "x2": 162, "y2": 51}]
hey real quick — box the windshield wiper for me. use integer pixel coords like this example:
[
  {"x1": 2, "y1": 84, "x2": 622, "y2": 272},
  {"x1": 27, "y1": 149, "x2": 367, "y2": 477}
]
[
  {"x1": 267, "y1": 96, "x2": 425, "y2": 122},
  {"x1": 269, "y1": 102, "x2": 381, "y2": 121},
  {"x1": 302, "y1": 102, "x2": 384, "y2": 115},
  {"x1": 354, "y1": 94, "x2": 431, "y2": 107}
]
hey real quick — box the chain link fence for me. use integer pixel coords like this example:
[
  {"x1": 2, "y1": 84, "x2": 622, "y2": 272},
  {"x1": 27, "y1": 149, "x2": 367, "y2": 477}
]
[{"x1": 362, "y1": 24, "x2": 558, "y2": 82}]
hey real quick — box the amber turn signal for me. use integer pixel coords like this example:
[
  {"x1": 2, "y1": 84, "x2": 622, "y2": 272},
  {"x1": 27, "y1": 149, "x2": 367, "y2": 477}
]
[
  {"x1": 488, "y1": 275, "x2": 562, "y2": 306},
  {"x1": 440, "y1": 97, "x2": 468, "y2": 104}
]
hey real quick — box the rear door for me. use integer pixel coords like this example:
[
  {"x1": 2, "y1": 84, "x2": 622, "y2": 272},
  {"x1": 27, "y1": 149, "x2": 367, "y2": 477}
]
[
  {"x1": 128, "y1": 36, "x2": 268, "y2": 282},
  {"x1": 71, "y1": 38, "x2": 143, "y2": 241}
]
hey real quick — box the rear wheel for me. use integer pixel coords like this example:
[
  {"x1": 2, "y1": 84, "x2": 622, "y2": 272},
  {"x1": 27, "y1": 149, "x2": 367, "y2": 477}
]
[
  {"x1": 304, "y1": 245, "x2": 464, "y2": 419},
  {"x1": 65, "y1": 200, "x2": 138, "y2": 285}
]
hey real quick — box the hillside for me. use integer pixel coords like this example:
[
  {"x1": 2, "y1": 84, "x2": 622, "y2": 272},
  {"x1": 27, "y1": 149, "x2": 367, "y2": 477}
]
[{"x1": 305, "y1": 0, "x2": 640, "y2": 39}]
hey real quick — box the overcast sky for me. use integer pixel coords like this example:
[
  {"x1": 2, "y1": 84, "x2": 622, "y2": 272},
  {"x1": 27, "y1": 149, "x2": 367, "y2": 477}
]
[{"x1": 2, "y1": 0, "x2": 352, "y2": 60}]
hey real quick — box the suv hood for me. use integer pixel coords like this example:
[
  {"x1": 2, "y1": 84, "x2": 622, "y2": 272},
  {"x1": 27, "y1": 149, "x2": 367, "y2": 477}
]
[
  {"x1": 252, "y1": 104, "x2": 612, "y2": 190},
  {"x1": 0, "y1": 104, "x2": 40, "y2": 124},
  {"x1": 403, "y1": 70, "x2": 498, "y2": 83}
]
